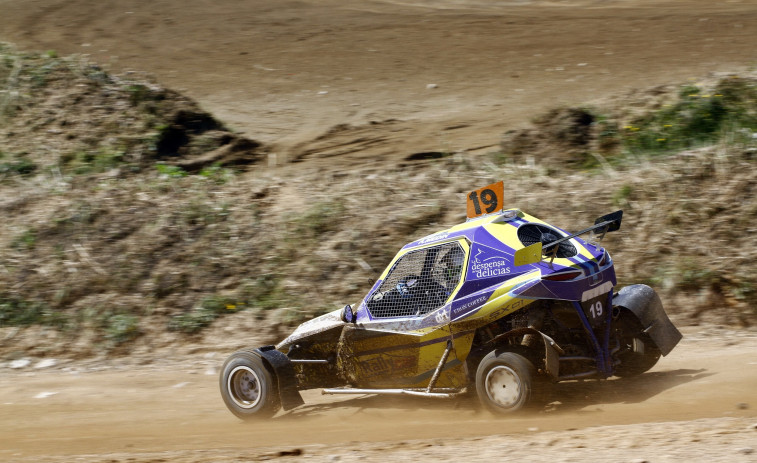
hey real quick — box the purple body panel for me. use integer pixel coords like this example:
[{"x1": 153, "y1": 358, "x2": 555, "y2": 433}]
[
  {"x1": 356, "y1": 214, "x2": 612, "y2": 324},
  {"x1": 513, "y1": 263, "x2": 617, "y2": 301}
]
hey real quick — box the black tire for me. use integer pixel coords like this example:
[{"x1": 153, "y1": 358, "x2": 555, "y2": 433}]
[
  {"x1": 613, "y1": 312, "x2": 661, "y2": 377},
  {"x1": 475, "y1": 351, "x2": 535, "y2": 414},
  {"x1": 219, "y1": 350, "x2": 280, "y2": 420}
]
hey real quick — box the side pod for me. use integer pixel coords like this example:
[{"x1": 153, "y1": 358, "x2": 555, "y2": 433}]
[
  {"x1": 254, "y1": 346, "x2": 305, "y2": 411},
  {"x1": 613, "y1": 285, "x2": 682, "y2": 356}
]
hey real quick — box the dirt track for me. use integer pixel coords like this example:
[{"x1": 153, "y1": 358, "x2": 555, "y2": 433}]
[
  {"x1": 1, "y1": 327, "x2": 756, "y2": 461},
  {"x1": 1, "y1": 0, "x2": 757, "y2": 461}
]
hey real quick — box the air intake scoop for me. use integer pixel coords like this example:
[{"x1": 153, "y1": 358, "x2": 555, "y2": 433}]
[{"x1": 517, "y1": 223, "x2": 577, "y2": 258}]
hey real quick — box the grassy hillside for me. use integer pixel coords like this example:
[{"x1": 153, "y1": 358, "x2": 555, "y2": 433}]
[{"x1": 1, "y1": 44, "x2": 755, "y2": 359}]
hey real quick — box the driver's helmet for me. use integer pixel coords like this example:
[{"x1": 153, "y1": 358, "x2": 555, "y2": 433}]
[
  {"x1": 396, "y1": 276, "x2": 418, "y2": 296},
  {"x1": 441, "y1": 247, "x2": 465, "y2": 287}
]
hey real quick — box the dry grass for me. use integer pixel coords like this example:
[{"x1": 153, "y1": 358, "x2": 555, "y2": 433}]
[{"x1": 0, "y1": 45, "x2": 755, "y2": 359}]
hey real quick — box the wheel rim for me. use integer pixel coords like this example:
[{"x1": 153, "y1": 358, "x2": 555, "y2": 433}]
[
  {"x1": 484, "y1": 365, "x2": 522, "y2": 409},
  {"x1": 228, "y1": 366, "x2": 262, "y2": 409}
]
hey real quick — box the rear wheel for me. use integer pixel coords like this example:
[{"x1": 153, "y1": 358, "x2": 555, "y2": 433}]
[
  {"x1": 220, "y1": 350, "x2": 280, "y2": 420},
  {"x1": 475, "y1": 351, "x2": 534, "y2": 414},
  {"x1": 613, "y1": 312, "x2": 661, "y2": 377}
]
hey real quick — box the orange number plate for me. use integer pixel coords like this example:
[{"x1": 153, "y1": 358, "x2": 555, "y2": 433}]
[{"x1": 466, "y1": 181, "x2": 504, "y2": 219}]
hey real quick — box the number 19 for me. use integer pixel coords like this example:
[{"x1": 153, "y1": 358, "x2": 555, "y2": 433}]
[{"x1": 468, "y1": 188, "x2": 499, "y2": 215}]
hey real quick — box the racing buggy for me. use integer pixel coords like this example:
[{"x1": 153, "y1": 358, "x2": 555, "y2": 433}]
[{"x1": 220, "y1": 181, "x2": 682, "y2": 419}]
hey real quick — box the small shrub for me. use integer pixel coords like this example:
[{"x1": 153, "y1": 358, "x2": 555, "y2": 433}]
[
  {"x1": 293, "y1": 201, "x2": 346, "y2": 238},
  {"x1": 155, "y1": 163, "x2": 187, "y2": 178},
  {"x1": 278, "y1": 306, "x2": 332, "y2": 326},
  {"x1": 622, "y1": 79, "x2": 757, "y2": 154},
  {"x1": 180, "y1": 200, "x2": 229, "y2": 226},
  {"x1": 10, "y1": 229, "x2": 37, "y2": 251},
  {"x1": 199, "y1": 163, "x2": 234, "y2": 184},
  {"x1": 678, "y1": 84, "x2": 700, "y2": 99},
  {"x1": 168, "y1": 307, "x2": 217, "y2": 334},
  {"x1": 239, "y1": 274, "x2": 287, "y2": 310},
  {"x1": 27, "y1": 59, "x2": 64, "y2": 88},
  {"x1": 0, "y1": 297, "x2": 44, "y2": 326},
  {"x1": 0, "y1": 158, "x2": 37, "y2": 176},
  {"x1": 730, "y1": 280, "x2": 756, "y2": 307},
  {"x1": 63, "y1": 148, "x2": 126, "y2": 174},
  {"x1": 168, "y1": 295, "x2": 241, "y2": 334},
  {"x1": 83, "y1": 64, "x2": 113, "y2": 84},
  {"x1": 612, "y1": 185, "x2": 633, "y2": 207},
  {"x1": 0, "y1": 295, "x2": 71, "y2": 329},
  {"x1": 104, "y1": 314, "x2": 141, "y2": 345},
  {"x1": 126, "y1": 84, "x2": 152, "y2": 106}
]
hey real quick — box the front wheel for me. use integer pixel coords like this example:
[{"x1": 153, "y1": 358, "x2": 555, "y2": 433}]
[
  {"x1": 475, "y1": 351, "x2": 534, "y2": 414},
  {"x1": 220, "y1": 350, "x2": 280, "y2": 420}
]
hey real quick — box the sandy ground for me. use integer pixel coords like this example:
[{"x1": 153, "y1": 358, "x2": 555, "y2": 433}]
[
  {"x1": 1, "y1": 0, "x2": 756, "y2": 167},
  {"x1": 1, "y1": 0, "x2": 757, "y2": 461},
  {"x1": 1, "y1": 327, "x2": 756, "y2": 462}
]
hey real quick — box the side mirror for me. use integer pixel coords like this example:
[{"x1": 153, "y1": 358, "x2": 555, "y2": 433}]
[{"x1": 341, "y1": 304, "x2": 355, "y2": 323}]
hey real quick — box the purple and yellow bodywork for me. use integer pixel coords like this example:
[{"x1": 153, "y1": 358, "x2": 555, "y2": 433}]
[{"x1": 277, "y1": 208, "x2": 674, "y2": 395}]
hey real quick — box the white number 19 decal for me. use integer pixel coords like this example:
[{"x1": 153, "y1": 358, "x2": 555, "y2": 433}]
[{"x1": 589, "y1": 301, "x2": 603, "y2": 319}]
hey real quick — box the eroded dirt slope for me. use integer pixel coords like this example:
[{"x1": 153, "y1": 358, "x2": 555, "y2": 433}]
[{"x1": 1, "y1": 0, "x2": 756, "y2": 164}]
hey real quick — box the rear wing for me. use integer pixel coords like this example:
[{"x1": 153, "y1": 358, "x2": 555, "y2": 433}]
[
  {"x1": 514, "y1": 210, "x2": 623, "y2": 266},
  {"x1": 542, "y1": 210, "x2": 623, "y2": 255}
]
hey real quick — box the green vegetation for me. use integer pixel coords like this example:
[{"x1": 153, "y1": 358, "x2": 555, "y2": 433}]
[
  {"x1": 103, "y1": 314, "x2": 141, "y2": 345},
  {"x1": 155, "y1": 163, "x2": 188, "y2": 178},
  {"x1": 293, "y1": 201, "x2": 346, "y2": 238},
  {"x1": 2, "y1": 42, "x2": 756, "y2": 359},
  {"x1": 0, "y1": 295, "x2": 66, "y2": 328},
  {"x1": 125, "y1": 84, "x2": 154, "y2": 106},
  {"x1": 239, "y1": 274, "x2": 288, "y2": 311},
  {"x1": 611, "y1": 184, "x2": 633, "y2": 208},
  {"x1": 498, "y1": 76, "x2": 757, "y2": 172},
  {"x1": 199, "y1": 164, "x2": 235, "y2": 184},
  {"x1": 0, "y1": 158, "x2": 37, "y2": 176},
  {"x1": 59, "y1": 148, "x2": 127, "y2": 174},
  {"x1": 168, "y1": 295, "x2": 241, "y2": 334},
  {"x1": 0, "y1": 44, "x2": 250, "y2": 186},
  {"x1": 10, "y1": 229, "x2": 36, "y2": 251},
  {"x1": 622, "y1": 77, "x2": 757, "y2": 154}
]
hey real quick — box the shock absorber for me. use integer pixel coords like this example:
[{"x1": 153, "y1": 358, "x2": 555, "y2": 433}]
[{"x1": 521, "y1": 305, "x2": 547, "y2": 348}]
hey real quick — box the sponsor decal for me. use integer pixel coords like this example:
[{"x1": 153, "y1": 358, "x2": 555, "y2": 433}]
[
  {"x1": 581, "y1": 281, "x2": 614, "y2": 302},
  {"x1": 470, "y1": 249, "x2": 511, "y2": 279},
  {"x1": 359, "y1": 354, "x2": 416, "y2": 378},
  {"x1": 361, "y1": 356, "x2": 389, "y2": 375},
  {"x1": 487, "y1": 297, "x2": 529, "y2": 321},
  {"x1": 452, "y1": 295, "x2": 489, "y2": 317},
  {"x1": 434, "y1": 308, "x2": 451, "y2": 324},
  {"x1": 418, "y1": 231, "x2": 450, "y2": 245}
]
